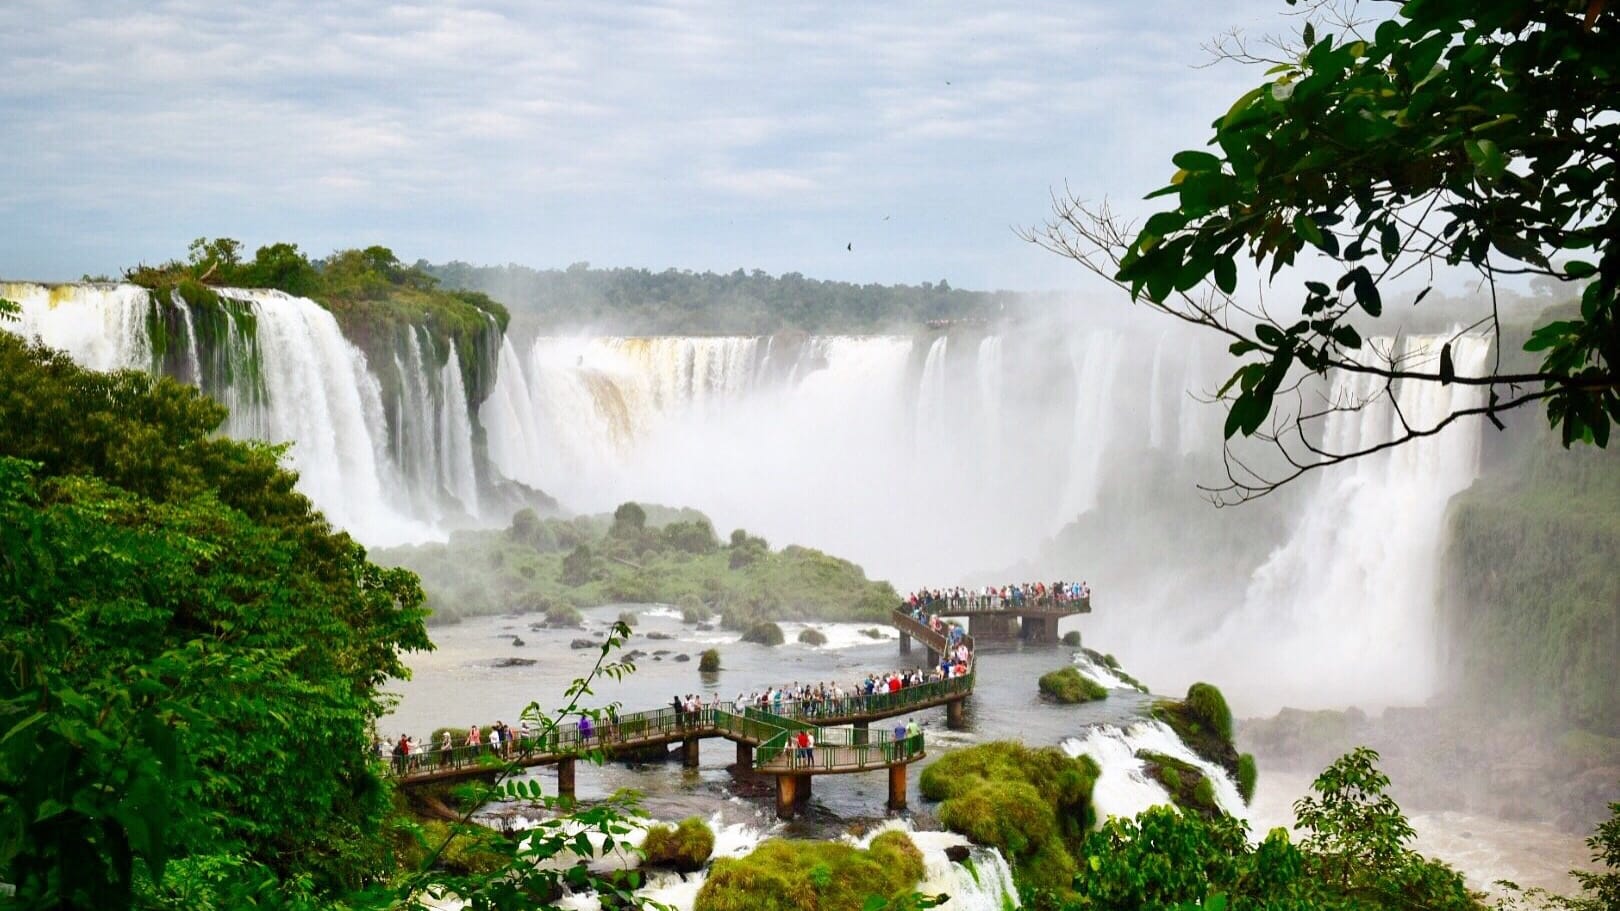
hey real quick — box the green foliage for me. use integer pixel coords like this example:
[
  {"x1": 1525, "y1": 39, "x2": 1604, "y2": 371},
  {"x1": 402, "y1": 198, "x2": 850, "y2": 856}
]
[
  {"x1": 1096, "y1": 1, "x2": 1620, "y2": 463},
  {"x1": 742, "y1": 621, "x2": 785, "y2": 646},
  {"x1": 698, "y1": 649, "x2": 722, "y2": 673},
  {"x1": 798, "y1": 627, "x2": 829, "y2": 646},
  {"x1": 126, "y1": 238, "x2": 510, "y2": 408},
  {"x1": 1442, "y1": 423, "x2": 1620, "y2": 736},
  {"x1": 0, "y1": 334, "x2": 431, "y2": 907},
  {"x1": 378, "y1": 506, "x2": 896, "y2": 627},
  {"x1": 611, "y1": 501, "x2": 648, "y2": 538},
  {"x1": 920, "y1": 741, "x2": 1099, "y2": 896},
  {"x1": 695, "y1": 831, "x2": 926, "y2": 911},
  {"x1": 1038, "y1": 667, "x2": 1108, "y2": 704},
  {"x1": 1068, "y1": 749, "x2": 1478, "y2": 911},
  {"x1": 640, "y1": 816, "x2": 715, "y2": 873},
  {"x1": 427, "y1": 261, "x2": 1022, "y2": 334},
  {"x1": 1236, "y1": 753, "x2": 1258, "y2": 805},
  {"x1": 1061, "y1": 630, "x2": 1082, "y2": 647}
]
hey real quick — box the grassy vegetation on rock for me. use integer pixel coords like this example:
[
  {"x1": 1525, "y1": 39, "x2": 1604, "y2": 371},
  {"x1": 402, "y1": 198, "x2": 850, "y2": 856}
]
[
  {"x1": 797, "y1": 627, "x2": 828, "y2": 646},
  {"x1": 919, "y1": 741, "x2": 1099, "y2": 897},
  {"x1": 1136, "y1": 751, "x2": 1224, "y2": 820},
  {"x1": 694, "y1": 830, "x2": 925, "y2": 911},
  {"x1": 1037, "y1": 666, "x2": 1107, "y2": 703},
  {"x1": 1153, "y1": 682, "x2": 1240, "y2": 777},
  {"x1": 640, "y1": 816, "x2": 715, "y2": 873},
  {"x1": 698, "y1": 649, "x2": 721, "y2": 672}
]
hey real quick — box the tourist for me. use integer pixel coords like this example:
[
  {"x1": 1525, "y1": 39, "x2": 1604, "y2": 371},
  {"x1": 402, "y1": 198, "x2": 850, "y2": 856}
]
[
  {"x1": 578, "y1": 714, "x2": 594, "y2": 743},
  {"x1": 466, "y1": 724, "x2": 482, "y2": 752}
]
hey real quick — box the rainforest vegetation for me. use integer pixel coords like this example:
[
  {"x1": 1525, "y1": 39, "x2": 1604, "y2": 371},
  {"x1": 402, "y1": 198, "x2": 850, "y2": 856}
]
[{"x1": 375, "y1": 501, "x2": 899, "y2": 627}]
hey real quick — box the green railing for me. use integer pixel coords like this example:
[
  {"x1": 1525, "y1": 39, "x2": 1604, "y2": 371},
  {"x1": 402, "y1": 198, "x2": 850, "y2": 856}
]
[
  {"x1": 756, "y1": 723, "x2": 925, "y2": 771},
  {"x1": 909, "y1": 594, "x2": 1091, "y2": 614}
]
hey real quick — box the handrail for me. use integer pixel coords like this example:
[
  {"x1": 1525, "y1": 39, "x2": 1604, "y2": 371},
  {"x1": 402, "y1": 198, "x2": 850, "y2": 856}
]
[{"x1": 908, "y1": 594, "x2": 1091, "y2": 615}]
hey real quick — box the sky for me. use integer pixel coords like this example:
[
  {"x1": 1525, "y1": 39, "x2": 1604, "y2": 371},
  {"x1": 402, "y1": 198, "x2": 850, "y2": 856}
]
[{"x1": 1, "y1": 1, "x2": 1299, "y2": 290}]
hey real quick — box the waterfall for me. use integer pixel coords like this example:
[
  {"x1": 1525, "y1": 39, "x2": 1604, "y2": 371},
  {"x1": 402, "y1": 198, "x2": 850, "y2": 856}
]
[
  {"x1": 1203, "y1": 333, "x2": 1494, "y2": 709},
  {"x1": 1063, "y1": 719, "x2": 1248, "y2": 824},
  {"x1": 915, "y1": 335, "x2": 950, "y2": 451},
  {"x1": 1057, "y1": 330, "x2": 1125, "y2": 523},
  {"x1": 0, "y1": 281, "x2": 500, "y2": 546},
  {"x1": 4, "y1": 281, "x2": 154, "y2": 372}
]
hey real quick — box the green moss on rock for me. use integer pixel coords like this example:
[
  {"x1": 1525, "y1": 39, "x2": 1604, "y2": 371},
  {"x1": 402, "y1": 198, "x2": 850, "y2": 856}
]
[
  {"x1": 641, "y1": 816, "x2": 715, "y2": 873},
  {"x1": 1152, "y1": 683, "x2": 1240, "y2": 777},
  {"x1": 1038, "y1": 666, "x2": 1108, "y2": 704},
  {"x1": 694, "y1": 830, "x2": 924, "y2": 911},
  {"x1": 1237, "y1": 752, "x2": 1258, "y2": 804},
  {"x1": 797, "y1": 627, "x2": 828, "y2": 646},
  {"x1": 919, "y1": 741, "x2": 1099, "y2": 896},
  {"x1": 698, "y1": 648, "x2": 721, "y2": 673},
  {"x1": 1061, "y1": 630, "x2": 1082, "y2": 647},
  {"x1": 1136, "y1": 751, "x2": 1224, "y2": 820}
]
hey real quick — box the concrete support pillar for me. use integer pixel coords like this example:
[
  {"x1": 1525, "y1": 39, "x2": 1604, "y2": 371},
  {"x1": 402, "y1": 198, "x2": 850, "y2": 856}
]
[
  {"x1": 735, "y1": 741, "x2": 753, "y2": 768},
  {"x1": 947, "y1": 698, "x2": 966, "y2": 730},
  {"x1": 888, "y1": 763, "x2": 908, "y2": 812},
  {"x1": 852, "y1": 720, "x2": 869, "y2": 745},
  {"x1": 556, "y1": 757, "x2": 576, "y2": 803},
  {"x1": 683, "y1": 736, "x2": 700, "y2": 768},
  {"x1": 797, "y1": 774, "x2": 812, "y2": 802},
  {"x1": 925, "y1": 647, "x2": 939, "y2": 667},
  {"x1": 899, "y1": 632, "x2": 912, "y2": 654},
  {"x1": 775, "y1": 774, "x2": 799, "y2": 820}
]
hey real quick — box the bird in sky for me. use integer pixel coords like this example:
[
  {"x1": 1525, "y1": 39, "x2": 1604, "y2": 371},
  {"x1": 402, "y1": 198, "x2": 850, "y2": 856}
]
[{"x1": 846, "y1": 242, "x2": 853, "y2": 251}]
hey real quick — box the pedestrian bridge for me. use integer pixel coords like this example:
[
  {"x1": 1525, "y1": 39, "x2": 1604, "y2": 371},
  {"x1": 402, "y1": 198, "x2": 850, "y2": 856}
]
[
  {"x1": 389, "y1": 613, "x2": 972, "y2": 819},
  {"x1": 903, "y1": 593, "x2": 1090, "y2": 644}
]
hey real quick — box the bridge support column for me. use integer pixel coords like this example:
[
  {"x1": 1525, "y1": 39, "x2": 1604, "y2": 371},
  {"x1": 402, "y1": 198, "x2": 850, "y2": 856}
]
[
  {"x1": 852, "y1": 720, "x2": 868, "y2": 745},
  {"x1": 557, "y1": 757, "x2": 576, "y2": 804},
  {"x1": 683, "y1": 737, "x2": 700, "y2": 768},
  {"x1": 899, "y1": 632, "x2": 911, "y2": 654},
  {"x1": 947, "y1": 698, "x2": 966, "y2": 730},
  {"x1": 970, "y1": 613, "x2": 1016, "y2": 641},
  {"x1": 797, "y1": 774, "x2": 812, "y2": 802},
  {"x1": 1020, "y1": 615, "x2": 1060, "y2": 643},
  {"x1": 888, "y1": 763, "x2": 908, "y2": 812},
  {"x1": 775, "y1": 774, "x2": 801, "y2": 820},
  {"x1": 735, "y1": 741, "x2": 753, "y2": 768},
  {"x1": 925, "y1": 646, "x2": 939, "y2": 667}
]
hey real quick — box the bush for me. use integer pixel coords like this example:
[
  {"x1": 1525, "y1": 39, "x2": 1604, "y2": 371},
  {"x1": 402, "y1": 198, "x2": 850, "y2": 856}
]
[
  {"x1": 741, "y1": 621, "x2": 784, "y2": 646},
  {"x1": 699, "y1": 649, "x2": 721, "y2": 673},
  {"x1": 1237, "y1": 752, "x2": 1258, "y2": 804},
  {"x1": 561, "y1": 544, "x2": 593, "y2": 585},
  {"x1": 641, "y1": 816, "x2": 715, "y2": 873},
  {"x1": 1038, "y1": 666, "x2": 1107, "y2": 704},
  {"x1": 695, "y1": 831, "x2": 924, "y2": 911},
  {"x1": 617, "y1": 609, "x2": 637, "y2": 627},
  {"x1": 797, "y1": 627, "x2": 828, "y2": 646},
  {"x1": 1153, "y1": 683, "x2": 1240, "y2": 775},
  {"x1": 1061, "y1": 630, "x2": 1082, "y2": 647}
]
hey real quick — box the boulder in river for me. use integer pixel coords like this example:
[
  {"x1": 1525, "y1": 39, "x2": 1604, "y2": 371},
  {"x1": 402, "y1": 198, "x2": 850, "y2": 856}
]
[
  {"x1": 646, "y1": 631, "x2": 674, "y2": 641},
  {"x1": 674, "y1": 653, "x2": 691, "y2": 662},
  {"x1": 492, "y1": 657, "x2": 537, "y2": 668},
  {"x1": 511, "y1": 637, "x2": 525, "y2": 647},
  {"x1": 571, "y1": 639, "x2": 602, "y2": 650}
]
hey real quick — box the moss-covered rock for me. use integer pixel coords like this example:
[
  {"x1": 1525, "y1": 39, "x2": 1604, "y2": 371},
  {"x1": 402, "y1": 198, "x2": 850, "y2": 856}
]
[
  {"x1": 1038, "y1": 666, "x2": 1108, "y2": 704},
  {"x1": 797, "y1": 627, "x2": 828, "y2": 646},
  {"x1": 694, "y1": 830, "x2": 924, "y2": 911},
  {"x1": 742, "y1": 621, "x2": 785, "y2": 646},
  {"x1": 641, "y1": 816, "x2": 715, "y2": 873},
  {"x1": 1061, "y1": 630, "x2": 1082, "y2": 647},
  {"x1": 1152, "y1": 683, "x2": 1240, "y2": 777},
  {"x1": 1136, "y1": 751, "x2": 1224, "y2": 820},
  {"x1": 679, "y1": 593, "x2": 714, "y2": 623},
  {"x1": 919, "y1": 741, "x2": 1099, "y2": 896},
  {"x1": 617, "y1": 609, "x2": 638, "y2": 627},
  {"x1": 698, "y1": 648, "x2": 721, "y2": 673},
  {"x1": 388, "y1": 816, "x2": 509, "y2": 876}
]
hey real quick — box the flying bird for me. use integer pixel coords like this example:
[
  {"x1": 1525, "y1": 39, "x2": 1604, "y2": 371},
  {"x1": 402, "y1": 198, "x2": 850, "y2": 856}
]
[{"x1": 847, "y1": 243, "x2": 853, "y2": 251}]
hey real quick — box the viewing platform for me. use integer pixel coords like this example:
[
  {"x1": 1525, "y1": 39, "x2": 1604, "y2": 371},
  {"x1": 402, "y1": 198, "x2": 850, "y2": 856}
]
[
  {"x1": 902, "y1": 594, "x2": 1089, "y2": 644},
  {"x1": 387, "y1": 619, "x2": 973, "y2": 818}
]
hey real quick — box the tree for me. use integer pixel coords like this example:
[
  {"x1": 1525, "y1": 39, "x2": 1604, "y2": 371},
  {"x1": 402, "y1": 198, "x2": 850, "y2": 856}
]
[
  {"x1": 610, "y1": 501, "x2": 646, "y2": 538},
  {"x1": 1029, "y1": 0, "x2": 1619, "y2": 504}
]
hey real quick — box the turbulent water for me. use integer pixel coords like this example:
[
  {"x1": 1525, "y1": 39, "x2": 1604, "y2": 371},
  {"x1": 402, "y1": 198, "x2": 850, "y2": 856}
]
[{"x1": 4, "y1": 281, "x2": 1500, "y2": 715}]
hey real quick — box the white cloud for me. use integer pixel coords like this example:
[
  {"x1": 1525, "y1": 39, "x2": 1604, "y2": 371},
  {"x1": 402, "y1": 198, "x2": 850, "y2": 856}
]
[{"x1": 0, "y1": 0, "x2": 1297, "y2": 286}]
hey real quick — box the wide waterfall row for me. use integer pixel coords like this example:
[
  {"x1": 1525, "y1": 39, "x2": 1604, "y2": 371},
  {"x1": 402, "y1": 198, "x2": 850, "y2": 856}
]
[
  {"x1": 2, "y1": 282, "x2": 499, "y2": 545},
  {"x1": 483, "y1": 329, "x2": 1223, "y2": 583}
]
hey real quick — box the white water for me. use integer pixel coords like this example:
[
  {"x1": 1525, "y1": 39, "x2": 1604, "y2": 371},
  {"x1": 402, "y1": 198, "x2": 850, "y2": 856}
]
[
  {"x1": 543, "y1": 814, "x2": 1018, "y2": 911},
  {"x1": 1062, "y1": 719, "x2": 1248, "y2": 823},
  {"x1": 1, "y1": 282, "x2": 496, "y2": 545},
  {"x1": 1197, "y1": 334, "x2": 1495, "y2": 709}
]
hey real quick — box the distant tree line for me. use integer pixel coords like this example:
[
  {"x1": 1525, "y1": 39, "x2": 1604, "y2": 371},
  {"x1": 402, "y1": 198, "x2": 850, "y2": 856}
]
[{"x1": 422, "y1": 260, "x2": 1024, "y2": 334}]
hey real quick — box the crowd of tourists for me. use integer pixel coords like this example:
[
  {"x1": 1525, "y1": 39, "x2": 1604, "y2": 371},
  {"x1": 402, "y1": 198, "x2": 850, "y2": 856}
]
[{"x1": 903, "y1": 580, "x2": 1091, "y2": 612}]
